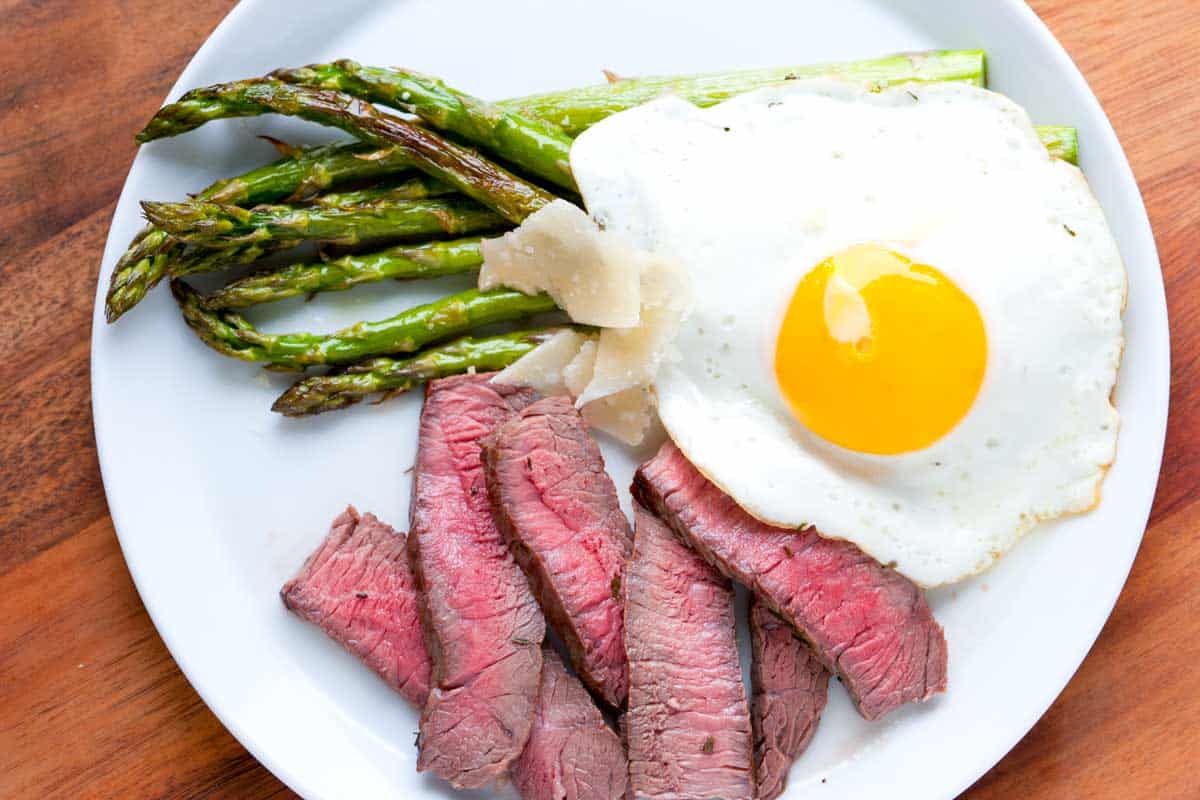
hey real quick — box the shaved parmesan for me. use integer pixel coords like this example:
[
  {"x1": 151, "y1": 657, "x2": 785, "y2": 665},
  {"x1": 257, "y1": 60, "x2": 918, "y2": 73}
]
[
  {"x1": 479, "y1": 200, "x2": 689, "y2": 447},
  {"x1": 576, "y1": 256, "x2": 690, "y2": 405},
  {"x1": 581, "y1": 388, "x2": 655, "y2": 445},
  {"x1": 562, "y1": 338, "x2": 655, "y2": 445},
  {"x1": 491, "y1": 329, "x2": 591, "y2": 395},
  {"x1": 563, "y1": 339, "x2": 598, "y2": 397},
  {"x1": 479, "y1": 200, "x2": 641, "y2": 327}
]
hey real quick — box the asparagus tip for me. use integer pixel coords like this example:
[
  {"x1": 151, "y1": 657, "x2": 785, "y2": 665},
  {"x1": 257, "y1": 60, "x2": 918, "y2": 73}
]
[
  {"x1": 271, "y1": 376, "x2": 363, "y2": 417},
  {"x1": 140, "y1": 200, "x2": 204, "y2": 232}
]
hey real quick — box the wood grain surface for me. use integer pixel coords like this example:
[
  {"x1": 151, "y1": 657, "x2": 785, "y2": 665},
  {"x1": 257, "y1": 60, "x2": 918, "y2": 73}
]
[{"x1": 0, "y1": 1, "x2": 1195, "y2": 797}]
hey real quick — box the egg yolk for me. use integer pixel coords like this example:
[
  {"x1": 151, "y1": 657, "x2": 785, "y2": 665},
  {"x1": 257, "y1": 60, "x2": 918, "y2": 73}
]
[{"x1": 774, "y1": 244, "x2": 986, "y2": 455}]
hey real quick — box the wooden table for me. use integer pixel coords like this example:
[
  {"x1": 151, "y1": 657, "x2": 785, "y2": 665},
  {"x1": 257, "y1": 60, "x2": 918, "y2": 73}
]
[{"x1": 1, "y1": 1, "x2": 1195, "y2": 797}]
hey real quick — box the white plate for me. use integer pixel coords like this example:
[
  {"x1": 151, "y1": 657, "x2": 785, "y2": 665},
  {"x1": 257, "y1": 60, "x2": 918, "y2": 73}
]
[{"x1": 92, "y1": 1, "x2": 1169, "y2": 798}]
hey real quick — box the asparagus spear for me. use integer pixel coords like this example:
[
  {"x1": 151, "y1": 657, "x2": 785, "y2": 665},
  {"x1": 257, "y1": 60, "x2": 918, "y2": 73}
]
[
  {"x1": 106, "y1": 141, "x2": 414, "y2": 322},
  {"x1": 203, "y1": 237, "x2": 485, "y2": 310},
  {"x1": 1036, "y1": 125, "x2": 1079, "y2": 164},
  {"x1": 128, "y1": 176, "x2": 455, "y2": 287},
  {"x1": 142, "y1": 196, "x2": 507, "y2": 248},
  {"x1": 493, "y1": 52, "x2": 1077, "y2": 164},
  {"x1": 137, "y1": 81, "x2": 557, "y2": 223},
  {"x1": 107, "y1": 234, "x2": 287, "y2": 321},
  {"x1": 276, "y1": 57, "x2": 1078, "y2": 164},
  {"x1": 311, "y1": 174, "x2": 454, "y2": 206},
  {"x1": 497, "y1": 50, "x2": 988, "y2": 135},
  {"x1": 171, "y1": 240, "x2": 282, "y2": 276},
  {"x1": 272, "y1": 328, "x2": 569, "y2": 416},
  {"x1": 172, "y1": 280, "x2": 557, "y2": 369},
  {"x1": 198, "y1": 140, "x2": 416, "y2": 203},
  {"x1": 272, "y1": 61, "x2": 576, "y2": 190}
]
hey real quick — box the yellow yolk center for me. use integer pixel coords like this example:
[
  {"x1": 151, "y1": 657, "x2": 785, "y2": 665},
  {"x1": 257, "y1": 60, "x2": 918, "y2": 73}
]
[{"x1": 775, "y1": 244, "x2": 987, "y2": 455}]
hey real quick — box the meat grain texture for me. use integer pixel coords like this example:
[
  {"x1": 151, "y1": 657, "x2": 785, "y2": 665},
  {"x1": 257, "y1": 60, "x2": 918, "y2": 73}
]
[
  {"x1": 281, "y1": 507, "x2": 431, "y2": 706},
  {"x1": 408, "y1": 374, "x2": 546, "y2": 789},
  {"x1": 633, "y1": 440, "x2": 947, "y2": 721},
  {"x1": 512, "y1": 648, "x2": 629, "y2": 800},
  {"x1": 484, "y1": 396, "x2": 632, "y2": 707},
  {"x1": 623, "y1": 502, "x2": 755, "y2": 800},
  {"x1": 750, "y1": 597, "x2": 830, "y2": 800}
]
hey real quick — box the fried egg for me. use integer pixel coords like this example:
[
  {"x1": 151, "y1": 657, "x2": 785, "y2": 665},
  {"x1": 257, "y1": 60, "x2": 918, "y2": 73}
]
[{"x1": 570, "y1": 81, "x2": 1126, "y2": 586}]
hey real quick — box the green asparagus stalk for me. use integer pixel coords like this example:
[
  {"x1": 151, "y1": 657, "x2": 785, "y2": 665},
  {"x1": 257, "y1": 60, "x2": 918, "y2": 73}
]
[
  {"x1": 1036, "y1": 125, "x2": 1079, "y2": 164},
  {"x1": 269, "y1": 55, "x2": 1088, "y2": 185},
  {"x1": 171, "y1": 240, "x2": 283, "y2": 276},
  {"x1": 274, "y1": 56, "x2": 1078, "y2": 164},
  {"x1": 172, "y1": 280, "x2": 557, "y2": 370},
  {"x1": 137, "y1": 81, "x2": 557, "y2": 223},
  {"x1": 198, "y1": 140, "x2": 416, "y2": 203},
  {"x1": 203, "y1": 237, "x2": 485, "y2": 310},
  {"x1": 497, "y1": 50, "x2": 988, "y2": 135},
  {"x1": 142, "y1": 196, "x2": 507, "y2": 249},
  {"x1": 127, "y1": 176, "x2": 455, "y2": 290},
  {"x1": 272, "y1": 61, "x2": 576, "y2": 190},
  {"x1": 272, "y1": 328, "x2": 570, "y2": 416},
  {"x1": 106, "y1": 141, "x2": 415, "y2": 322},
  {"x1": 493, "y1": 52, "x2": 1077, "y2": 164},
  {"x1": 311, "y1": 174, "x2": 454, "y2": 206},
  {"x1": 107, "y1": 234, "x2": 283, "y2": 320},
  {"x1": 105, "y1": 236, "x2": 175, "y2": 320}
]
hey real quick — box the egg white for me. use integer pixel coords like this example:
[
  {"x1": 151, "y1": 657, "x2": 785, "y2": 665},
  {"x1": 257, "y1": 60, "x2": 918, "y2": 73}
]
[{"x1": 570, "y1": 81, "x2": 1126, "y2": 586}]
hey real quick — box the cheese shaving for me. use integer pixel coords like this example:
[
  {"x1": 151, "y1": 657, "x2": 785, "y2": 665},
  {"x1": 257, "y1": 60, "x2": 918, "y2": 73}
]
[
  {"x1": 563, "y1": 338, "x2": 655, "y2": 445},
  {"x1": 492, "y1": 329, "x2": 589, "y2": 395},
  {"x1": 576, "y1": 255, "x2": 689, "y2": 405},
  {"x1": 479, "y1": 200, "x2": 641, "y2": 327},
  {"x1": 563, "y1": 339, "x2": 598, "y2": 397},
  {"x1": 581, "y1": 389, "x2": 655, "y2": 445},
  {"x1": 480, "y1": 199, "x2": 690, "y2": 447}
]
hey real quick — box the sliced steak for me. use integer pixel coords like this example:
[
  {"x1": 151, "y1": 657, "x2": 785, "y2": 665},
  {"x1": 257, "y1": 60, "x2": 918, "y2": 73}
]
[
  {"x1": 512, "y1": 647, "x2": 629, "y2": 800},
  {"x1": 281, "y1": 507, "x2": 430, "y2": 706},
  {"x1": 283, "y1": 500, "x2": 622, "y2": 796},
  {"x1": 750, "y1": 597, "x2": 830, "y2": 800},
  {"x1": 483, "y1": 396, "x2": 632, "y2": 708},
  {"x1": 624, "y1": 502, "x2": 754, "y2": 800},
  {"x1": 408, "y1": 373, "x2": 546, "y2": 789},
  {"x1": 633, "y1": 440, "x2": 948, "y2": 721}
]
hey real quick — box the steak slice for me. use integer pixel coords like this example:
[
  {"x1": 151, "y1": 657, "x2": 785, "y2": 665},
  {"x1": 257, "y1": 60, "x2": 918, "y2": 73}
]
[
  {"x1": 281, "y1": 507, "x2": 430, "y2": 706},
  {"x1": 624, "y1": 502, "x2": 754, "y2": 800},
  {"x1": 282, "y1": 501, "x2": 622, "y2": 796},
  {"x1": 750, "y1": 597, "x2": 830, "y2": 800},
  {"x1": 408, "y1": 373, "x2": 546, "y2": 789},
  {"x1": 512, "y1": 647, "x2": 629, "y2": 800},
  {"x1": 632, "y1": 440, "x2": 948, "y2": 721},
  {"x1": 483, "y1": 396, "x2": 632, "y2": 708}
]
